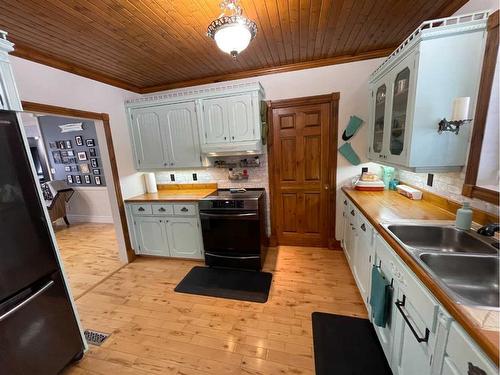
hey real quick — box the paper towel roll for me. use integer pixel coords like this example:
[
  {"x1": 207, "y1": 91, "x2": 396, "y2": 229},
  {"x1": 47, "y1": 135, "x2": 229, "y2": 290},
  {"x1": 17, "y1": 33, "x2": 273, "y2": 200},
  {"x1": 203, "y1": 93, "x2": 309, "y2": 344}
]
[
  {"x1": 451, "y1": 97, "x2": 470, "y2": 121},
  {"x1": 144, "y1": 173, "x2": 157, "y2": 193}
]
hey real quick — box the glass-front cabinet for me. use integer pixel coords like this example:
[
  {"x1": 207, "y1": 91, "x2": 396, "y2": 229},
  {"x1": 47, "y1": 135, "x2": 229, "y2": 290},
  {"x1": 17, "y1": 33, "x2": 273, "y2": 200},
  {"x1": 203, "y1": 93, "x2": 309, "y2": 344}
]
[{"x1": 366, "y1": 12, "x2": 487, "y2": 172}]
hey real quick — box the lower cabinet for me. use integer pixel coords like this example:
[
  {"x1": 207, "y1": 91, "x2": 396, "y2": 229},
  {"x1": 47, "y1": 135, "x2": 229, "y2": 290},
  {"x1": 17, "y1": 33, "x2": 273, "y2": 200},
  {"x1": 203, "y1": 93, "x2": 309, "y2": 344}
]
[
  {"x1": 127, "y1": 202, "x2": 204, "y2": 260},
  {"x1": 165, "y1": 217, "x2": 203, "y2": 259},
  {"x1": 134, "y1": 216, "x2": 170, "y2": 256},
  {"x1": 340, "y1": 193, "x2": 498, "y2": 375}
]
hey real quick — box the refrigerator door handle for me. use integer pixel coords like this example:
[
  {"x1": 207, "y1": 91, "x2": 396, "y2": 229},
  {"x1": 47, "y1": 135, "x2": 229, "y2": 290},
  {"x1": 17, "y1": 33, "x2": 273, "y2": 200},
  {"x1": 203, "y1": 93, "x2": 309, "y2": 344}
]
[{"x1": 0, "y1": 280, "x2": 55, "y2": 322}]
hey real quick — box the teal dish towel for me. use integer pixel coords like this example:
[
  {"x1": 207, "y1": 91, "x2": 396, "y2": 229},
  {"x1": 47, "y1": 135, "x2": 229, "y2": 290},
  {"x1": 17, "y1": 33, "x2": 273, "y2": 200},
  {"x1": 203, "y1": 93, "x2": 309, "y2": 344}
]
[{"x1": 369, "y1": 265, "x2": 393, "y2": 327}]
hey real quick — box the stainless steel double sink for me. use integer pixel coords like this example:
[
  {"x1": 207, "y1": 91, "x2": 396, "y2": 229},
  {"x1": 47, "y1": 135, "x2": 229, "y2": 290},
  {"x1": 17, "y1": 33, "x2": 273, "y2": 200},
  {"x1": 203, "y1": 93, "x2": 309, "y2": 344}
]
[{"x1": 381, "y1": 222, "x2": 499, "y2": 309}]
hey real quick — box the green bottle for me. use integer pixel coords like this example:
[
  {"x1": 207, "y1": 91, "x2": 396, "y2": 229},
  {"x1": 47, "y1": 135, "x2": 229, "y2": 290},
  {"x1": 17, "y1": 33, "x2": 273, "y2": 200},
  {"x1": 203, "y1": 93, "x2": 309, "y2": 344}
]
[{"x1": 456, "y1": 202, "x2": 473, "y2": 230}]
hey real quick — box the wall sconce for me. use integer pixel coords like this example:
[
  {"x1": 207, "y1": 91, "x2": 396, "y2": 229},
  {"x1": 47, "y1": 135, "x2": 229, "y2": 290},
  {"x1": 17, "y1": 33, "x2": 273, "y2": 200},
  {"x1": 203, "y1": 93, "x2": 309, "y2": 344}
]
[{"x1": 438, "y1": 97, "x2": 472, "y2": 134}]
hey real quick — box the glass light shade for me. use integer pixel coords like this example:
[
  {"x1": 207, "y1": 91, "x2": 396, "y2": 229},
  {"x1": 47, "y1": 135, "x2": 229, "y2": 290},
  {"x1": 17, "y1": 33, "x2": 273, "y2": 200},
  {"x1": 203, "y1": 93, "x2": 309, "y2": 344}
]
[{"x1": 214, "y1": 23, "x2": 252, "y2": 56}]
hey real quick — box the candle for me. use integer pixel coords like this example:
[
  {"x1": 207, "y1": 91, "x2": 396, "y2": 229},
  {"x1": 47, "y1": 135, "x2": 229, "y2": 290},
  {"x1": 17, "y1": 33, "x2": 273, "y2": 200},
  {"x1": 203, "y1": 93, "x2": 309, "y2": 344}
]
[{"x1": 451, "y1": 97, "x2": 470, "y2": 121}]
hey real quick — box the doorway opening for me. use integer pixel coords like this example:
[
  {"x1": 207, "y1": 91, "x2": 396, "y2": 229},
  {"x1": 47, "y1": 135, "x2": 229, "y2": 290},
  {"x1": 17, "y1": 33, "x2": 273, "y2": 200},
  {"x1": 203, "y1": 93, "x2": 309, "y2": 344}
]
[{"x1": 20, "y1": 102, "x2": 134, "y2": 300}]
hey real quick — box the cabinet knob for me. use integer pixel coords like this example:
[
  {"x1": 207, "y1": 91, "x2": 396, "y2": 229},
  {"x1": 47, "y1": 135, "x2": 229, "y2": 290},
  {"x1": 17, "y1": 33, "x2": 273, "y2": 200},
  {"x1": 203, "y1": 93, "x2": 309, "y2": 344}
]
[
  {"x1": 159, "y1": 207, "x2": 166, "y2": 212},
  {"x1": 164, "y1": 162, "x2": 167, "y2": 166},
  {"x1": 361, "y1": 223, "x2": 366, "y2": 232},
  {"x1": 181, "y1": 207, "x2": 188, "y2": 212},
  {"x1": 224, "y1": 137, "x2": 227, "y2": 140},
  {"x1": 138, "y1": 207, "x2": 145, "y2": 212},
  {"x1": 170, "y1": 162, "x2": 174, "y2": 166},
  {"x1": 232, "y1": 136, "x2": 234, "y2": 140},
  {"x1": 350, "y1": 210, "x2": 355, "y2": 216}
]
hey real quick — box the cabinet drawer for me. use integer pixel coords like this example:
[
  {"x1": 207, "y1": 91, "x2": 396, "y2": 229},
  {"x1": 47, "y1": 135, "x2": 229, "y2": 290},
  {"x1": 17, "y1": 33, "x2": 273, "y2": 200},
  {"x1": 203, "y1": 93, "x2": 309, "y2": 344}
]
[
  {"x1": 131, "y1": 204, "x2": 152, "y2": 215},
  {"x1": 445, "y1": 322, "x2": 497, "y2": 375},
  {"x1": 152, "y1": 204, "x2": 174, "y2": 215},
  {"x1": 174, "y1": 204, "x2": 196, "y2": 216}
]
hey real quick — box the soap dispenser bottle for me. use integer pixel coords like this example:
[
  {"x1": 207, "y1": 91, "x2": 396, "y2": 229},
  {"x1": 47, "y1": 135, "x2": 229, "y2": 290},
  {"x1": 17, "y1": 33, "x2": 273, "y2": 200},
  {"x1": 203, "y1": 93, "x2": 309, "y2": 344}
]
[{"x1": 456, "y1": 202, "x2": 473, "y2": 230}]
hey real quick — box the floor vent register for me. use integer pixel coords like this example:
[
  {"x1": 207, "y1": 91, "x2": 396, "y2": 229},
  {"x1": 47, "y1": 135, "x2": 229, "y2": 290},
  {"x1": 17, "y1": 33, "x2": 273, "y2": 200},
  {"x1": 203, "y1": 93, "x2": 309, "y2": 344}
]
[{"x1": 84, "y1": 329, "x2": 110, "y2": 346}]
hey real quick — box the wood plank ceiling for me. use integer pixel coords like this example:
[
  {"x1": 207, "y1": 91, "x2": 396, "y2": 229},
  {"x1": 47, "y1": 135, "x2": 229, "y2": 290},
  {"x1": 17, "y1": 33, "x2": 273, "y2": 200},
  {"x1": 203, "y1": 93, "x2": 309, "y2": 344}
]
[{"x1": 0, "y1": 0, "x2": 468, "y2": 93}]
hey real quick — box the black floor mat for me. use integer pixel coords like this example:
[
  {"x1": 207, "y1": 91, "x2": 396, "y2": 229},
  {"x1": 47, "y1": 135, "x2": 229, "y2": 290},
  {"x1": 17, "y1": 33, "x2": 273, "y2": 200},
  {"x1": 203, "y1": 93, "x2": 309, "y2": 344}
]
[
  {"x1": 312, "y1": 312, "x2": 392, "y2": 375},
  {"x1": 174, "y1": 266, "x2": 273, "y2": 303}
]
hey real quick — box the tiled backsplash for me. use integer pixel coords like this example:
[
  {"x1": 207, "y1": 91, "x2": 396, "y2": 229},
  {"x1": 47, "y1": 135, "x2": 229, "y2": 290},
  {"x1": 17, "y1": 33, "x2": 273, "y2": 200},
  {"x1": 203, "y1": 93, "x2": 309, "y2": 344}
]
[
  {"x1": 155, "y1": 153, "x2": 271, "y2": 235},
  {"x1": 398, "y1": 169, "x2": 499, "y2": 215}
]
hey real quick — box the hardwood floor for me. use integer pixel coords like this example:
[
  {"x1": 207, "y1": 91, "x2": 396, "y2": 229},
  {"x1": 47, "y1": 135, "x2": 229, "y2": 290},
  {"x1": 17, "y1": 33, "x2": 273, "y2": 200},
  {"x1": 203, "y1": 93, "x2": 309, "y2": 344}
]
[
  {"x1": 54, "y1": 223, "x2": 124, "y2": 300},
  {"x1": 62, "y1": 246, "x2": 366, "y2": 375}
]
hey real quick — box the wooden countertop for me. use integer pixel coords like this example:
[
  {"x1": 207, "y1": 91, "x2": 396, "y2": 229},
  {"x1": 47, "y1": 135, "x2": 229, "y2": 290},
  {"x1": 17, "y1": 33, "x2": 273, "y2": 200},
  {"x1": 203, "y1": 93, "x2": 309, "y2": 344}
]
[
  {"x1": 125, "y1": 183, "x2": 217, "y2": 202},
  {"x1": 342, "y1": 187, "x2": 499, "y2": 366}
]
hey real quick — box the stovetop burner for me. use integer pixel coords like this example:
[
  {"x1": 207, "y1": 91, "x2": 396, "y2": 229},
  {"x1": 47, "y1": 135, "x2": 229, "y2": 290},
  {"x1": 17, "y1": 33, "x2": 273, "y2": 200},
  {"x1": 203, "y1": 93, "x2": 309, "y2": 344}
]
[{"x1": 203, "y1": 188, "x2": 265, "y2": 201}]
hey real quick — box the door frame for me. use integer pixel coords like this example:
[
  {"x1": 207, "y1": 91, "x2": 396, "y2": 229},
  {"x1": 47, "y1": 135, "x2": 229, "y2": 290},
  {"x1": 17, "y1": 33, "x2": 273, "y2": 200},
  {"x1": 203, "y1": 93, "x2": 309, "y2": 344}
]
[
  {"x1": 267, "y1": 93, "x2": 340, "y2": 249},
  {"x1": 21, "y1": 101, "x2": 136, "y2": 263}
]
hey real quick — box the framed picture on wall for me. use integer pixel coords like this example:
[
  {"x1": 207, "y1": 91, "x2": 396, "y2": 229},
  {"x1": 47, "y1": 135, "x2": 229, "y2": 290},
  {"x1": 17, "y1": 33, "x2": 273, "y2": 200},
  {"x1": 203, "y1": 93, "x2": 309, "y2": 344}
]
[
  {"x1": 86, "y1": 139, "x2": 95, "y2": 147},
  {"x1": 92, "y1": 169, "x2": 100, "y2": 175},
  {"x1": 75, "y1": 136, "x2": 83, "y2": 146},
  {"x1": 66, "y1": 175, "x2": 73, "y2": 184},
  {"x1": 90, "y1": 158, "x2": 98, "y2": 168},
  {"x1": 75, "y1": 175, "x2": 82, "y2": 184},
  {"x1": 80, "y1": 164, "x2": 90, "y2": 174},
  {"x1": 77, "y1": 151, "x2": 88, "y2": 161},
  {"x1": 65, "y1": 140, "x2": 72, "y2": 149},
  {"x1": 67, "y1": 150, "x2": 75, "y2": 157},
  {"x1": 64, "y1": 166, "x2": 71, "y2": 172},
  {"x1": 89, "y1": 148, "x2": 96, "y2": 157},
  {"x1": 71, "y1": 166, "x2": 79, "y2": 172},
  {"x1": 68, "y1": 157, "x2": 77, "y2": 164},
  {"x1": 60, "y1": 150, "x2": 68, "y2": 157},
  {"x1": 52, "y1": 151, "x2": 62, "y2": 164},
  {"x1": 57, "y1": 141, "x2": 66, "y2": 149},
  {"x1": 49, "y1": 142, "x2": 56, "y2": 149},
  {"x1": 94, "y1": 176, "x2": 102, "y2": 185},
  {"x1": 84, "y1": 175, "x2": 91, "y2": 184}
]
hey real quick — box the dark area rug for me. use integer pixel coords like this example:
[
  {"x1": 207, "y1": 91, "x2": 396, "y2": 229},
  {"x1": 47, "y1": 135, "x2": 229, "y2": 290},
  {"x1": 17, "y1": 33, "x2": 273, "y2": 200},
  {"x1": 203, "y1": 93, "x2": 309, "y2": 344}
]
[
  {"x1": 312, "y1": 312, "x2": 392, "y2": 375},
  {"x1": 174, "y1": 266, "x2": 272, "y2": 303}
]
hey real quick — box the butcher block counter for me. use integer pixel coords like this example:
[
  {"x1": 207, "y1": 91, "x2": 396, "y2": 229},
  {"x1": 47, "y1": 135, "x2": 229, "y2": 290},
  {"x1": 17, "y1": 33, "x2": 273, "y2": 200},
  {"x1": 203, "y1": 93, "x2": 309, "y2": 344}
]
[
  {"x1": 342, "y1": 186, "x2": 499, "y2": 366},
  {"x1": 125, "y1": 183, "x2": 217, "y2": 203}
]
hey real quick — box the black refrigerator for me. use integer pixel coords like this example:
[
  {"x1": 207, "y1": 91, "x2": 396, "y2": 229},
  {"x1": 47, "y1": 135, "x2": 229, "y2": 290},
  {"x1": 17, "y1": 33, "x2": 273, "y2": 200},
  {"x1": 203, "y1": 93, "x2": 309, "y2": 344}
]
[{"x1": 0, "y1": 110, "x2": 85, "y2": 374}]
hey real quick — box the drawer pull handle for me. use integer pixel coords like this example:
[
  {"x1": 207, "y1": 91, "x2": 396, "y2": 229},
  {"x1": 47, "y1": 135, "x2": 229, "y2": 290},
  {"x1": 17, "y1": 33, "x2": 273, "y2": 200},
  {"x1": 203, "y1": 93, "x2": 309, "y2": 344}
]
[
  {"x1": 181, "y1": 207, "x2": 188, "y2": 212},
  {"x1": 395, "y1": 295, "x2": 430, "y2": 343},
  {"x1": 361, "y1": 224, "x2": 366, "y2": 232},
  {"x1": 138, "y1": 207, "x2": 145, "y2": 212},
  {"x1": 350, "y1": 210, "x2": 355, "y2": 216},
  {"x1": 158, "y1": 207, "x2": 166, "y2": 212}
]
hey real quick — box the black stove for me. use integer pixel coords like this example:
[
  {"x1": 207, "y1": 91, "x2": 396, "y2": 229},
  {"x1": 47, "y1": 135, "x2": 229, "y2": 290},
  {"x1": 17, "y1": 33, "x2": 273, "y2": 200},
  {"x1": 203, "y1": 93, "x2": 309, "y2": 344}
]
[{"x1": 199, "y1": 188, "x2": 266, "y2": 270}]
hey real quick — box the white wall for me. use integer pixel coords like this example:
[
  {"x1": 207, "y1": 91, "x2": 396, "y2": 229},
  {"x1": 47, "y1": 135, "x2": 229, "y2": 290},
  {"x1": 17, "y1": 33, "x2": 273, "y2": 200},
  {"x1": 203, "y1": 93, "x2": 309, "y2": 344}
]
[
  {"x1": 10, "y1": 56, "x2": 142, "y2": 262},
  {"x1": 454, "y1": 0, "x2": 499, "y2": 14}
]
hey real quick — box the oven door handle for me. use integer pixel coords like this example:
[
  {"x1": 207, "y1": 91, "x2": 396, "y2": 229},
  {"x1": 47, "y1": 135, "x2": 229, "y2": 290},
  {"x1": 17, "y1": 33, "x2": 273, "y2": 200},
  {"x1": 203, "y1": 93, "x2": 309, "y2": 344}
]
[
  {"x1": 200, "y1": 212, "x2": 258, "y2": 219},
  {"x1": 205, "y1": 252, "x2": 260, "y2": 260}
]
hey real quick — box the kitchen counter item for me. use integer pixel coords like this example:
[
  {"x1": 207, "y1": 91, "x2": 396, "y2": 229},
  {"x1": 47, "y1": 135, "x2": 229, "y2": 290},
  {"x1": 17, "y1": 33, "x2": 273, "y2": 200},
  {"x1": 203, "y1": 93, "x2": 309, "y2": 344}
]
[
  {"x1": 456, "y1": 202, "x2": 473, "y2": 230},
  {"x1": 342, "y1": 186, "x2": 499, "y2": 365},
  {"x1": 125, "y1": 183, "x2": 217, "y2": 202},
  {"x1": 396, "y1": 184, "x2": 422, "y2": 200},
  {"x1": 354, "y1": 179, "x2": 385, "y2": 191}
]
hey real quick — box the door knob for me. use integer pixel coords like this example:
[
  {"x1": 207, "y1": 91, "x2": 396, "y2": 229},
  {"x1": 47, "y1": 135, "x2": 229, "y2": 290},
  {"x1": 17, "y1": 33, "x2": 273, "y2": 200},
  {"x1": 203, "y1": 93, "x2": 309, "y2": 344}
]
[{"x1": 324, "y1": 184, "x2": 329, "y2": 190}]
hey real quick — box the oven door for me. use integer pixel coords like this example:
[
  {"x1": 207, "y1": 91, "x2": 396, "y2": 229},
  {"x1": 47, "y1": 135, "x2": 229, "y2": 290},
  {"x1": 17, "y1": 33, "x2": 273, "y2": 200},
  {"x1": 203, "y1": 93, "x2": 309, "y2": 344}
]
[{"x1": 200, "y1": 210, "x2": 261, "y2": 269}]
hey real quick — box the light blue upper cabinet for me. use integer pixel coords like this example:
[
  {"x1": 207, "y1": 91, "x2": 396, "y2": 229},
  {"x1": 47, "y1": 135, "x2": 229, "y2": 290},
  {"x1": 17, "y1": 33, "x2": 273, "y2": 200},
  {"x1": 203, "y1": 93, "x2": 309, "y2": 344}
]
[
  {"x1": 367, "y1": 12, "x2": 489, "y2": 172},
  {"x1": 202, "y1": 98, "x2": 230, "y2": 144},
  {"x1": 130, "y1": 108, "x2": 168, "y2": 169},
  {"x1": 128, "y1": 102, "x2": 202, "y2": 170},
  {"x1": 227, "y1": 94, "x2": 255, "y2": 142},
  {"x1": 161, "y1": 102, "x2": 202, "y2": 168},
  {"x1": 125, "y1": 82, "x2": 264, "y2": 167}
]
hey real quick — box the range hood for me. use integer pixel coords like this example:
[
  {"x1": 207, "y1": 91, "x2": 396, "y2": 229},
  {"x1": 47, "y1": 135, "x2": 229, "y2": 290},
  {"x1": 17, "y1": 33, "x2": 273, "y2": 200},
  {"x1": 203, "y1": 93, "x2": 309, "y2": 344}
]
[{"x1": 201, "y1": 139, "x2": 263, "y2": 157}]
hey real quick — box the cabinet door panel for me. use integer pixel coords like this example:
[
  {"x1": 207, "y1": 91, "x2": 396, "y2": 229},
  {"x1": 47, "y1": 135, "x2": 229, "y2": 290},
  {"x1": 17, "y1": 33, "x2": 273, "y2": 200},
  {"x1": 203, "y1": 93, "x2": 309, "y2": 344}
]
[
  {"x1": 370, "y1": 83, "x2": 388, "y2": 160},
  {"x1": 203, "y1": 99, "x2": 229, "y2": 144},
  {"x1": 134, "y1": 217, "x2": 169, "y2": 256},
  {"x1": 131, "y1": 109, "x2": 166, "y2": 169},
  {"x1": 227, "y1": 94, "x2": 254, "y2": 142},
  {"x1": 161, "y1": 103, "x2": 202, "y2": 168},
  {"x1": 166, "y1": 218, "x2": 203, "y2": 259}
]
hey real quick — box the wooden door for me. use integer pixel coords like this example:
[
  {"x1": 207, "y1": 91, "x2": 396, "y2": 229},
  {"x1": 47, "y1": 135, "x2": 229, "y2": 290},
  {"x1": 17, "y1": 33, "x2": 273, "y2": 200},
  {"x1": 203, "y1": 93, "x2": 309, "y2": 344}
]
[
  {"x1": 161, "y1": 102, "x2": 202, "y2": 168},
  {"x1": 227, "y1": 94, "x2": 254, "y2": 142},
  {"x1": 269, "y1": 94, "x2": 338, "y2": 247}
]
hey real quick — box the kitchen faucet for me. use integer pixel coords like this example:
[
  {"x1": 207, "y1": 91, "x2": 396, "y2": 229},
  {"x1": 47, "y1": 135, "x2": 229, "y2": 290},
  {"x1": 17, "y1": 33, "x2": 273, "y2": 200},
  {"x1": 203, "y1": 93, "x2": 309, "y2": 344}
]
[{"x1": 477, "y1": 223, "x2": 500, "y2": 237}]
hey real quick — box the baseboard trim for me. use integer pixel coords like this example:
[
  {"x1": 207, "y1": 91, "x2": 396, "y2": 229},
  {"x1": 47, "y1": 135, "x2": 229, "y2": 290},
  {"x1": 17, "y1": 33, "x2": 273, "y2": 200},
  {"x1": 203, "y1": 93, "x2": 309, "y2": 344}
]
[{"x1": 66, "y1": 214, "x2": 114, "y2": 224}]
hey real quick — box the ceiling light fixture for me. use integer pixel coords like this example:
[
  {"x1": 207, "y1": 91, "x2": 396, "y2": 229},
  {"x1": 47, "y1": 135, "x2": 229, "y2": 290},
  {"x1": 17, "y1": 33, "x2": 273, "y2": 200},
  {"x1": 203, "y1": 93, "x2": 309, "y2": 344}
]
[{"x1": 207, "y1": 0, "x2": 257, "y2": 58}]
